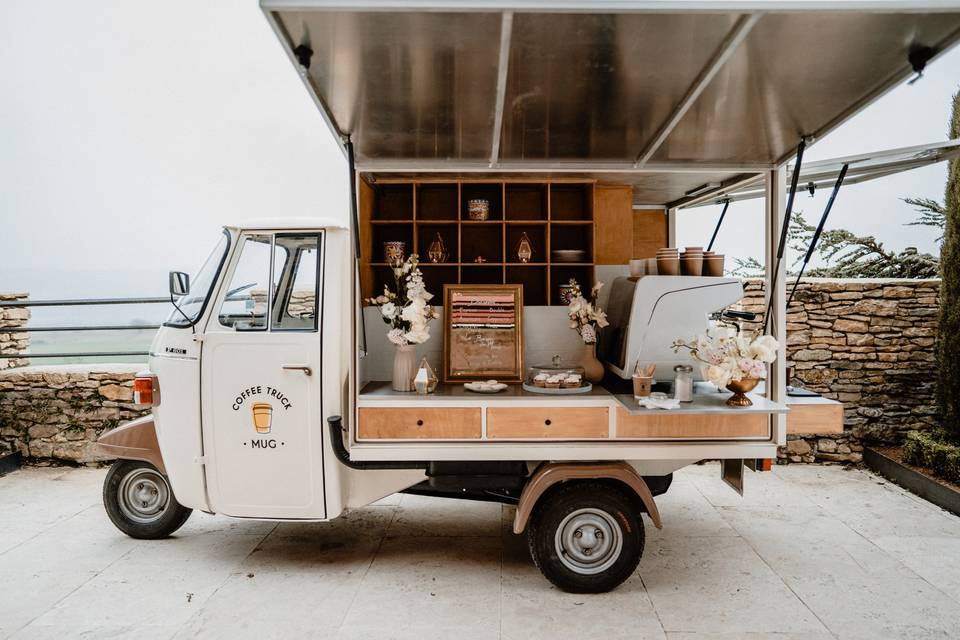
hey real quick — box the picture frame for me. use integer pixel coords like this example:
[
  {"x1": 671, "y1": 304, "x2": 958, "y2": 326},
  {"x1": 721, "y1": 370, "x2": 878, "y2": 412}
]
[{"x1": 442, "y1": 284, "x2": 524, "y2": 383}]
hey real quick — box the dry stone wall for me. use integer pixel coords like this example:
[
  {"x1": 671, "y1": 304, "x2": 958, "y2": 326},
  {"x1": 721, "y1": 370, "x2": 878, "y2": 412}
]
[
  {"x1": 0, "y1": 280, "x2": 941, "y2": 467},
  {"x1": 0, "y1": 293, "x2": 30, "y2": 370},
  {"x1": 740, "y1": 278, "x2": 940, "y2": 463},
  {"x1": 0, "y1": 365, "x2": 148, "y2": 465}
]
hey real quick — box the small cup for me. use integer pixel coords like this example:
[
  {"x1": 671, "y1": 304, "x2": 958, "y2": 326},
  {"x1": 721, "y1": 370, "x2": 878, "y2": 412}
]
[
  {"x1": 656, "y1": 255, "x2": 680, "y2": 276},
  {"x1": 629, "y1": 259, "x2": 645, "y2": 277},
  {"x1": 632, "y1": 375, "x2": 653, "y2": 398}
]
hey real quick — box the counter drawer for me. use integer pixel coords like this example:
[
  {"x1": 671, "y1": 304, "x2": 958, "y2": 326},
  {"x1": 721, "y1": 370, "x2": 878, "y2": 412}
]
[
  {"x1": 486, "y1": 407, "x2": 608, "y2": 439},
  {"x1": 615, "y1": 408, "x2": 769, "y2": 439},
  {"x1": 358, "y1": 407, "x2": 482, "y2": 440}
]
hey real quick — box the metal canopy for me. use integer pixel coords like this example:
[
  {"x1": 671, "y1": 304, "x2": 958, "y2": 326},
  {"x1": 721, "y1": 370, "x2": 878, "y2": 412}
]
[
  {"x1": 683, "y1": 138, "x2": 960, "y2": 208},
  {"x1": 263, "y1": 1, "x2": 960, "y2": 204}
]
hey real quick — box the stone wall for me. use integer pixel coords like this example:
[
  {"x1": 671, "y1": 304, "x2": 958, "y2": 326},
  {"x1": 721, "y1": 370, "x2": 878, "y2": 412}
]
[
  {"x1": 740, "y1": 278, "x2": 940, "y2": 463},
  {"x1": 0, "y1": 365, "x2": 148, "y2": 464},
  {"x1": 0, "y1": 293, "x2": 30, "y2": 370},
  {"x1": 0, "y1": 280, "x2": 941, "y2": 467}
]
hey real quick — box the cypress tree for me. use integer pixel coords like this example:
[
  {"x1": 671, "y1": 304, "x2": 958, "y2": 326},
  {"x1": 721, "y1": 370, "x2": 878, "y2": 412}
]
[{"x1": 936, "y1": 88, "x2": 960, "y2": 445}]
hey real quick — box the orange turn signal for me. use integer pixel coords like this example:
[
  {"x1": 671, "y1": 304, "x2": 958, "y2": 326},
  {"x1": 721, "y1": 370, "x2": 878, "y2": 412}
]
[{"x1": 133, "y1": 374, "x2": 159, "y2": 407}]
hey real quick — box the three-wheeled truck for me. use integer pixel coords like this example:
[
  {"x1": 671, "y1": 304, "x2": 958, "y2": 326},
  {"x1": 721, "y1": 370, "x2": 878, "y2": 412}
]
[{"x1": 97, "y1": 1, "x2": 960, "y2": 592}]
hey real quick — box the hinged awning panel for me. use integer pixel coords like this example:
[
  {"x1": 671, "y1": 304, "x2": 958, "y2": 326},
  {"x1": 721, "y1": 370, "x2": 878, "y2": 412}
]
[{"x1": 265, "y1": 2, "x2": 960, "y2": 203}]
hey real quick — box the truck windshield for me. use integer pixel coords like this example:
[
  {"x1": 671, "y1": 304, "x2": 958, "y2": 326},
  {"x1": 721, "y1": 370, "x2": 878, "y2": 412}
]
[{"x1": 164, "y1": 230, "x2": 231, "y2": 327}]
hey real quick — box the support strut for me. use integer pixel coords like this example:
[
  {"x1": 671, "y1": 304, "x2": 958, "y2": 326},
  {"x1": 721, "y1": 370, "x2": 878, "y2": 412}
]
[
  {"x1": 762, "y1": 138, "x2": 807, "y2": 334},
  {"x1": 707, "y1": 199, "x2": 730, "y2": 252},
  {"x1": 786, "y1": 163, "x2": 849, "y2": 309}
]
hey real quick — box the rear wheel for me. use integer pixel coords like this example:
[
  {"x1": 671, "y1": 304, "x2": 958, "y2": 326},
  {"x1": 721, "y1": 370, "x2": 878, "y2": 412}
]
[
  {"x1": 527, "y1": 482, "x2": 644, "y2": 593},
  {"x1": 103, "y1": 460, "x2": 192, "y2": 539}
]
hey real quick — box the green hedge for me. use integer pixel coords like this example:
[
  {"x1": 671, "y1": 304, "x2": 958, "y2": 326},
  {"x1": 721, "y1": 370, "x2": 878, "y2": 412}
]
[{"x1": 902, "y1": 430, "x2": 960, "y2": 485}]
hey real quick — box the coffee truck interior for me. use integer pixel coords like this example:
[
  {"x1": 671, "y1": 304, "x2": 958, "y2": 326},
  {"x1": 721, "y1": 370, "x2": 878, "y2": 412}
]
[{"x1": 96, "y1": 1, "x2": 960, "y2": 592}]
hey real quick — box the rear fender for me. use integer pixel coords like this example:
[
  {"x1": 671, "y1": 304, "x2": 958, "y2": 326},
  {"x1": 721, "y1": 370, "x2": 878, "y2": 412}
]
[
  {"x1": 513, "y1": 462, "x2": 662, "y2": 534},
  {"x1": 97, "y1": 415, "x2": 166, "y2": 475}
]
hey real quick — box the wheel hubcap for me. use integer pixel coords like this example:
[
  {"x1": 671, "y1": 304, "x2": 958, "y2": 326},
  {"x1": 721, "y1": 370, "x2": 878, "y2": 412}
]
[
  {"x1": 554, "y1": 508, "x2": 623, "y2": 575},
  {"x1": 117, "y1": 468, "x2": 170, "y2": 524}
]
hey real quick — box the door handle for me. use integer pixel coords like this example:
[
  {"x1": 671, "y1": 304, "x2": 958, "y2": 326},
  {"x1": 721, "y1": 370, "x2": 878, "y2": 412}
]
[{"x1": 282, "y1": 364, "x2": 313, "y2": 376}]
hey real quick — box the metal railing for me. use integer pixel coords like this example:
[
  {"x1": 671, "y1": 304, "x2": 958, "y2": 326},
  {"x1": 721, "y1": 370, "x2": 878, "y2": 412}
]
[{"x1": 0, "y1": 296, "x2": 167, "y2": 359}]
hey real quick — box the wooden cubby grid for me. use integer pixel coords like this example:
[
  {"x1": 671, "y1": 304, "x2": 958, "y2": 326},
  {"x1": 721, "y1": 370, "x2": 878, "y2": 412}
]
[{"x1": 364, "y1": 179, "x2": 595, "y2": 306}]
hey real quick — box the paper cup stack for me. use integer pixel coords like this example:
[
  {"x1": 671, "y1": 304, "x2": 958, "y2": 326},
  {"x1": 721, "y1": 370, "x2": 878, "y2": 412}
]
[
  {"x1": 655, "y1": 248, "x2": 680, "y2": 275},
  {"x1": 702, "y1": 251, "x2": 725, "y2": 277},
  {"x1": 680, "y1": 246, "x2": 703, "y2": 276}
]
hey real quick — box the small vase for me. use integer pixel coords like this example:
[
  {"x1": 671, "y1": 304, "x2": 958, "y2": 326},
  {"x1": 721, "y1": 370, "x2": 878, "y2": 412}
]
[
  {"x1": 393, "y1": 344, "x2": 417, "y2": 392},
  {"x1": 725, "y1": 378, "x2": 760, "y2": 407},
  {"x1": 581, "y1": 343, "x2": 604, "y2": 383}
]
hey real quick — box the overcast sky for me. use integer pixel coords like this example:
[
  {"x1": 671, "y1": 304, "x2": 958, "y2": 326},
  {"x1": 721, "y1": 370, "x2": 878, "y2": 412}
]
[{"x1": 2, "y1": 0, "x2": 958, "y2": 299}]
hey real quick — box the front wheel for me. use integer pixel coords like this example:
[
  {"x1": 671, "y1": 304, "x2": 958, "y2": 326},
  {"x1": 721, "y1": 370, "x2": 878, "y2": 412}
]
[
  {"x1": 103, "y1": 460, "x2": 192, "y2": 539},
  {"x1": 527, "y1": 482, "x2": 644, "y2": 593}
]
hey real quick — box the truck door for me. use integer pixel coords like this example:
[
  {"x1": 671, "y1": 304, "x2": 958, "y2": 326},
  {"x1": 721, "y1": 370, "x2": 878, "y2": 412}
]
[{"x1": 200, "y1": 231, "x2": 325, "y2": 519}]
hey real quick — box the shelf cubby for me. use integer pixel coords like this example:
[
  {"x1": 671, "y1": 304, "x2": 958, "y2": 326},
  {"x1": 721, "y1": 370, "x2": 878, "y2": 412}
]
[
  {"x1": 506, "y1": 265, "x2": 547, "y2": 306},
  {"x1": 461, "y1": 265, "x2": 504, "y2": 285},
  {"x1": 461, "y1": 224, "x2": 503, "y2": 264},
  {"x1": 371, "y1": 225, "x2": 414, "y2": 264},
  {"x1": 374, "y1": 183, "x2": 414, "y2": 221},
  {"x1": 505, "y1": 225, "x2": 546, "y2": 265},
  {"x1": 417, "y1": 223, "x2": 459, "y2": 264},
  {"x1": 550, "y1": 183, "x2": 592, "y2": 221},
  {"x1": 505, "y1": 183, "x2": 547, "y2": 220},
  {"x1": 416, "y1": 183, "x2": 459, "y2": 221},
  {"x1": 550, "y1": 265, "x2": 594, "y2": 305},
  {"x1": 461, "y1": 183, "x2": 504, "y2": 221}
]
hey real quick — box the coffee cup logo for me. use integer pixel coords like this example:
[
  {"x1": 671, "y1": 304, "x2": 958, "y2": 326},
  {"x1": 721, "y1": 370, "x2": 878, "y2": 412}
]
[{"x1": 252, "y1": 402, "x2": 273, "y2": 434}]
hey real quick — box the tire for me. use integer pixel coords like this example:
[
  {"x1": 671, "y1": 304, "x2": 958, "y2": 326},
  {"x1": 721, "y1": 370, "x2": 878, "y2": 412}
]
[
  {"x1": 527, "y1": 482, "x2": 644, "y2": 593},
  {"x1": 102, "y1": 460, "x2": 192, "y2": 539}
]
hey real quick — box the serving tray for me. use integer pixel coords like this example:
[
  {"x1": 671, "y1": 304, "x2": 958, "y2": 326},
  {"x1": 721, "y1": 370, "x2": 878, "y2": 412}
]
[{"x1": 522, "y1": 382, "x2": 593, "y2": 395}]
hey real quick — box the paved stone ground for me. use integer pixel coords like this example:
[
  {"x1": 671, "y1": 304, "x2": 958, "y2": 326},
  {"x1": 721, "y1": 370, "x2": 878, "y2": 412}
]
[{"x1": 2, "y1": 463, "x2": 960, "y2": 640}]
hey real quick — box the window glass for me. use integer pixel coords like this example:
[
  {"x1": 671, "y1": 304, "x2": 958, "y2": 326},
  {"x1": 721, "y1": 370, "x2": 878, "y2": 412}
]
[
  {"x1": 165, "y1": 230, "x2": 229, "y2": 327},
  {"x1": 272, "y1": 234, "x2": 320, "y2": 331},
  {"x1": 218, "y1": 234, "x2": 272, "y2": 330}
]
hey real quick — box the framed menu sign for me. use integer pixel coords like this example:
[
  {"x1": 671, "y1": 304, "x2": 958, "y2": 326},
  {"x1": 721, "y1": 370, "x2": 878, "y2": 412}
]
[{"x1": 443, "y1": 284, "x2": 524, "y2": 383}]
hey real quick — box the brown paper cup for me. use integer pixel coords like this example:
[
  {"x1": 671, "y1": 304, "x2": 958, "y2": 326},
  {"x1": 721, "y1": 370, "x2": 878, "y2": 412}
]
[
  {"x1": 632, "y1": 375, "x2": 653, "y2": 397},
  {"x1": 252, "y1": 402, "x2": 273, "y2": 434}
]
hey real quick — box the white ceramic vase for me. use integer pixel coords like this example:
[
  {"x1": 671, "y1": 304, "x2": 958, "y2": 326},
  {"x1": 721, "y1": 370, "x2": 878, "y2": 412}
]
[{"x1": 393, "y1": 344, "x2": 417, "y2": 392}]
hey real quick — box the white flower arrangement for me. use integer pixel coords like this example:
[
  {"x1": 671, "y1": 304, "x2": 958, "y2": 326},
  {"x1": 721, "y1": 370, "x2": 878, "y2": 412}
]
[
  {"x1": 566, "y1": 279, "x2": 609, "y2": 345},
  {"x1": 672, "y1": 328, "x2": 779, "y2": 388},
  {"x1": 365, "y1": 254, "x2": 439, "y2": 346}
]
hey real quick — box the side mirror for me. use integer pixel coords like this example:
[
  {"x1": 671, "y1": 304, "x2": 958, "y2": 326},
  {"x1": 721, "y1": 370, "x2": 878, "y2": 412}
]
[{"x1": 169, "y1": 271, "x2": 190, "y2": 297}]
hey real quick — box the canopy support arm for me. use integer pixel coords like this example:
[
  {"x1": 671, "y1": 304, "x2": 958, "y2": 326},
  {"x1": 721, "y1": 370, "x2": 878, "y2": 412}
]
[
  {"x1": 762, "y1": 137, "x2": 807, "y2": 334},
  {"x1": 706, "y1": 199, "x2": 730, "y2": 252},
  {"x1": 489, "y1": 11, "x2": 514, "y2": 168},
  {"x1": 786, "y1": 163, "x2": 849, "y2": 309},
  {"x1": 633, "y1": 13, "x2": 761, "y2": 168}
]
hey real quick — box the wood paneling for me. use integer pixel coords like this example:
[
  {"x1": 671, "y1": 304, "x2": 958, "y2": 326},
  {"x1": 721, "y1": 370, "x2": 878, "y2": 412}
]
[
  {"x1": 593, "y1": 185, "x2": 633, "y2": 265},
  {"x1": 358, "y1": 407, "x2": 482, "y2": 439},
  {"x1": 359, "y1": 178, "x2": 375, "y2": 299},
  {"x1": 633, "y1": 209, "x2": 668, "y2": 259},
  {"x1": 486, "y1": 407, "x2": 608, "y2": 439},
  {"x1": 615, "y1": 407, "x2": 769, "y2": 439},
  {"x1": 786, "y1": 399, "x2": 844, "y2": 434}
]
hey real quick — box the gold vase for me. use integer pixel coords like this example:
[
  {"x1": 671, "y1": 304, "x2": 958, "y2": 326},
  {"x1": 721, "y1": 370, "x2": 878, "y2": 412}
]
[{"x1": 725, "y1": 378, "x2": 760, "y2": 407}]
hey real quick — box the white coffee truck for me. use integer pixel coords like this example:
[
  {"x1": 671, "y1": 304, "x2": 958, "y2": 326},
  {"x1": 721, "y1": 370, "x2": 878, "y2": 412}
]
[{"x1": 97, "y1": 1, "x2": 960, "y2": 592}]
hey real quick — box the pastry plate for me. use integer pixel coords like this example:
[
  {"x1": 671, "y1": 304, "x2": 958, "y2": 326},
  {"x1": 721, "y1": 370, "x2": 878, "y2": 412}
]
[
  {"x1": 464, "y1": 382, "x2": 508, "y2": 393},
  {"x1": 522, "y1": 382, "x2": 593, "y2": 395}
]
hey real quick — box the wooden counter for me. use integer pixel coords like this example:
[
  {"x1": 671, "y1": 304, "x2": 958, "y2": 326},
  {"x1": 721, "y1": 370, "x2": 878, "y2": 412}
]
[{"x1": 357, "y1": 381, "x2": 788, "y2": 442}]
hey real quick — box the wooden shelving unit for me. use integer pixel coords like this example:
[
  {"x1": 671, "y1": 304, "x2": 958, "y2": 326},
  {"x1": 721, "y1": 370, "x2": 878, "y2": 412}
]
[{"x1": 360, "y1": 179, "x2": 597, "y2": 306}]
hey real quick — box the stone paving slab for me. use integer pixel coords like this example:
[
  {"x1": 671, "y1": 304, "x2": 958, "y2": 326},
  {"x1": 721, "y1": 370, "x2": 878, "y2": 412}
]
[{"x1": 2, "y1": 463, "x2": 959, "y2": 639}]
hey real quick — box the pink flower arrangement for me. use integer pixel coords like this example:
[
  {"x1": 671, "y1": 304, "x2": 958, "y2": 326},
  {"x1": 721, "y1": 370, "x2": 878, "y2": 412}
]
[{"x1": 672, "y1": 328, "x2": 779, "y2": 388}]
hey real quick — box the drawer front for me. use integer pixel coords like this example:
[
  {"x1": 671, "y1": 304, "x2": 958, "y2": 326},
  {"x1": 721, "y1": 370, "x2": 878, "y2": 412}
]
[
  {"x1": 615, "y1": 408, "x2": 769, "y2": 439},
  {"x1": 358, "y1": 407, "x2": 481, "y2": 440},
  {"x1": 486, "y1": 407, "x2": 608, "y2": 439}
]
